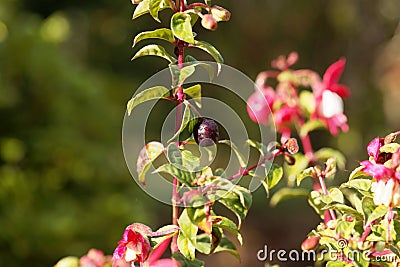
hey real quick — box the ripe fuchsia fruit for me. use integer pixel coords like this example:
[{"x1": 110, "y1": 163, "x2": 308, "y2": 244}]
[{"x1": 193, "y1": 118, "x2": 219, "y2": 147}]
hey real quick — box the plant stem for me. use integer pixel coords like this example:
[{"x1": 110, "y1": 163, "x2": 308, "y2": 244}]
[
  {"x1": 299, "y1": 129, "x2": 336, "y2": 221},
  {"x1": 171, "y1": 1, "x2": 186, "y2": 253}
]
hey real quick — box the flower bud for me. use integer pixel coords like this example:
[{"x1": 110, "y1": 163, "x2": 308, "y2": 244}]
[
  {"x1": 131, "y1": 0, "x2": 143, "y2": 4},
  {"x1": 201, "y1": 14, "x2": 218, "y2": 31},
  {"x1": 210, "y1": 5, "x2": 231, "y2": 22},
  {"x1": 301, "y1": 236, "x2": 320, "y2": 251}
]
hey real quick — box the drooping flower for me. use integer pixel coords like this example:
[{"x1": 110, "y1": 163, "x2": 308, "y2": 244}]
[
  {"x1": 360, "y1": 136, "x2": 400, "y2": 207},
  {"x1": 113, "y1": 224, "x2": 152, "y2": 267},
  {"x1": 314, "y1": 58, "x2": 350, "y2": 135}
]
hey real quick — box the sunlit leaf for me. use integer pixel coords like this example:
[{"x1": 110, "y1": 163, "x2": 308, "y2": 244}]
[
  {"x1": 127, "y1": 86, "x2": 169, "y2": 116},
  {"x1": 329, "y1": 188, "x2": 344, "y2": 203},
  {"x1": 133, "y1": 0, "x2": 151, "y2": 19},
  {"x1": 149, "y1": 0, "x2": 173, "y2": 22},
  {"x1": 366, "y1": 205, "x2": 388, "y2": 226},
  {"x1": 297, "y1": 167, "x2": 314, "y2": 186},
  {"x1": 266, "y1": 164, "x2": 283, "y2": 190},
  {"x1": 324, "y1": 203, "x2": 363, "y2": 220},
  {"x1": 132, "y1": 44, "x2": 176, "y2": 63},
  {"x1": 153, "y1": 163, "x2": 195, "y2": 186},
  {"x1": 133, "y1": 28, "x2": 175, "y2": 47},
  {"x1": 192, "y1": 40, "x2": 223, "y2": 73},
  {"x1": 362, "y1": 197, "x2": 375, "y2": 221},
  {"x1": 184, "y1": 84, "x2": 202, "y2": 108},
  {"x1": 178, "y1": 209, "x2": 198, "y2": 260},
  {"x1": 171, "y1": 12, "x2": 195, "y2": 44},
  {"x1": 136, "y1": 142, "x2": 165, "y2": 184},
  {"x1": 212, "y1": 215, "x2": 243, "y2": 245}
]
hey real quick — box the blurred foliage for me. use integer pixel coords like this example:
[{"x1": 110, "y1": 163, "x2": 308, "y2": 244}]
[{"x1": 1, "y1": 0, "x2": 400, "y2": 266}]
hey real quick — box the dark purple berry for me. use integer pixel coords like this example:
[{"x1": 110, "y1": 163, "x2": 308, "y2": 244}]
[{"x1": 193, "y1": 118, "x2": 219, "y2": 147}]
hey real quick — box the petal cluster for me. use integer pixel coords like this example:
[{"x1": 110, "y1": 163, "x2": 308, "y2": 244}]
[
  {"x1": 113, "y1": 224, "x2": 151, "y2": 267},
  {"x1": 246, "y1": 53, "x2": 350, "y2": 137}
]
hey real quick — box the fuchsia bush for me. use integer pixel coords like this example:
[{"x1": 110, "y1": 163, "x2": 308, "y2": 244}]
[{"x1": 54, "y1": 1, "x2": 400, "y2": 267}]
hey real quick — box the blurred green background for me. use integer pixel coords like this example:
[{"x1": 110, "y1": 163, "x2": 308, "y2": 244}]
[{"x1": 1, "y1": 0, "x2": 400, "y2": 266}]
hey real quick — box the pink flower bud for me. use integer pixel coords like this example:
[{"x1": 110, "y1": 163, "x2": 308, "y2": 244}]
[
  {"x1": 301, "y1": 236, "x2": 320, "y2": 251},
  {"x1": 210, "y1": 5, "x2": 231, "y2": 22},
  {"x1": 201, "y1": 14, "x2": 218, "y2": 31},
  {"x1": 131, "y1": 0, "x2": 143, "y2": 4}
]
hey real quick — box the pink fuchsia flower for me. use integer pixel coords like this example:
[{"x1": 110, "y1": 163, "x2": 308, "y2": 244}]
[
  {"x1": 314, "y1": 58, "x2": 350, "y2": 135},
  {"x1": 80, "y1": 249, "x2": 113, "y2": 267},
  {"x1": 247, "y1": 86, "x2": 275, "y2": 125},
  {"x1": 113, "y1": 224, "x2": 152, "y2": 267}
]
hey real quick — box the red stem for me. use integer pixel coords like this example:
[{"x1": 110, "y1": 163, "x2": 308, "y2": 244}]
[{"x1": 171, "y1": 1, "x2": 186, "y2": 255}]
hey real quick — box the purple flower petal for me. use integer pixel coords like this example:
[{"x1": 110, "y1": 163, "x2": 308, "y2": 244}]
[{"x1": 367, "y1": 137, "x2": 382, "y2": 161}]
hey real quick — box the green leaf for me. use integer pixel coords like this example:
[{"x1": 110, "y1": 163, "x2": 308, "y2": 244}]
[
  {"x1": 172, "y1": 253, "x2": 205, "y2": 267},
  {"x1": 326, "y1": 261, "x2": 346, "y2": 267},
  {"x1": 133, "y1": 0, "x2": 172, "y2": 20},
  {"x1": 187, "y1": 206, "x2": 211, "y2": 234},
  {"x1": 153, "y1": 163, "x2": 196, "y2": 186},
  {"x1": 213, "y1": 236, "x2": 240, "y2": 261},
  {"x1": 183, "y1": 58, "x2": 215, "y2": 81},
  {"x1": 362, "y1": 197, "x2": 375, "y2": 221},
  {"x1": 217, "y1": 185, "x2": 252, "y2": 228},
  {"x1": 266, "y1": 164, "x2": 283, "y2": 190},
  {"x1": 184, "y1": 84, "x2": 202, "y2": 108},
  {"x1": 314, "y1": 148, "x2": 346, "y2": 169},
  {"x1": 181, "y1": 150, "x2": 200, "y2": 172},
  {"x1": 329, "y1": 188, "x2": 344, "y2": 203},
  {"x1": 151, "y1": 225, "x2": 180, "y2": 248},
  {"x1": 132, "y1": 44, "x2": 176, "y2": 63},
  {"x1": 366, "y1": 205, "x2": 389, "y2": 226},
  {"x1": 284, "y1": 153, "x2": 309, "y2": 186},
  {"x1": 299, "y1": 120, "x2": 325, "y2": 137},
  {"x1": 133, "y1": 28, "x2": 175, "y2": 47},
  {"x1": 171, "y1": 12, "x2": 195, "y2": 44},
  {"x1": 212, "y1": 215, "x2": 243, "y2": 245},
  {"x1": 270, "y1": 188, "x2": 309, "y2": 207},
  {"x1": 218, "y1": 140, "x2": 247, "y2": 168},
  {"x1": 167, "y1": 143, "x2": 182, "y2": 165},
  {"x1": 297, "y1": 167, "x2": 314, "y2": 186},
  {"x1": 168, "y1": 102, "x2": 192, "y2": 143},
  {"x1": 127, "y1": 86, "x2": 169, "y2": 116},
  {"x1": 349, "y1": 165, "x2": 369, "y2": 180},
  {"x1": 133, "y1": 0, "x2": 151, "y2": 19},
  {"x1": 149, "y1": 0, "x2": 173, "y2": 22},
  {"x1": 246, "y1": 139, "x2": 268, "y2": 157},
  {"x1": 136, "y1": 142, "x2": 165, "y2": 184},
  {"x1": 178, "y1": 209, "x2": 198, "y2": 260},
  {"x1": 54, "y1": 257, "x2": 79, "y2": 267},
  {"x1": 178, "y1": 65, "x2": 196, "y2": 86},
  {"x1": 324, "y1": 203, "x2": 363, "y2": 220},
  {"x1": 341, "y1": 179, "x2": 371, "y2": 193},
  {"x1": 390, "y1": 244, "x2": 400, "y2": 259},
  {"x1": 192, "y1": 40, "x2": 224, "y2": 73}
]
